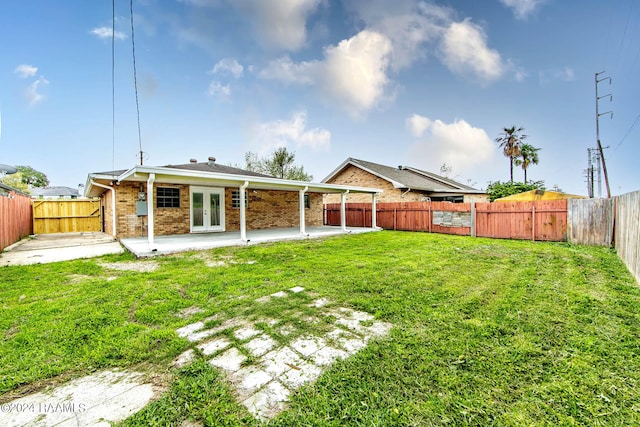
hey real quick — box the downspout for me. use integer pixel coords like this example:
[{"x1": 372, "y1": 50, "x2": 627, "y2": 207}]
[
  {"x1": 147, "y1": 173, "x2": 155, "y2": 249},
  {"x1": 299, "y1": 186, "x2": 308, "y2": 235},
  {"x1": 240, "y1": 181, "x2": 249, "y2": 242},
  {"x1": 90, "y1": 180, "x2": 117, "y2": 238},
  {"x1": 401, "y1": 188, "x2": 411, "y2": 198}
]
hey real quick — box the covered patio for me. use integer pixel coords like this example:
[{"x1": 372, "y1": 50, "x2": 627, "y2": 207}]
[{"x1": 120, "y1": 225, "x2": 378, "y2": 257}]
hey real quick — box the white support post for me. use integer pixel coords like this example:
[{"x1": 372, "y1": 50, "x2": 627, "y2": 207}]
[
  {"x1": 371, "y1": 193, "x2": 377, "y2": 229},
  {"x1": 299, "y1": 186, "x2": 308, "y2": 235},
  {"x1": 147, "y1": 173, "x2": 155, "y2": 248},
  {"x1": 340, "y1": 191, "x2": 348, "y2": 232},
  {"x1": 90, "y1": 180, "x2": 117, "y2": 237},
  {"x1": 240, "y1": 181, "x2": 248, "y2": 242}
]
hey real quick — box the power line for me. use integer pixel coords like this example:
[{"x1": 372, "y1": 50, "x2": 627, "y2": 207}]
[
  {"x1": 111, "y1": 0, "x2": 116, "y2": 177},
  {"x1": 615, "y1": 112, "x2": 640, "y2": 150},
  {"x1": 130, "y1": 0, "x2": 144, "y2": 165}
]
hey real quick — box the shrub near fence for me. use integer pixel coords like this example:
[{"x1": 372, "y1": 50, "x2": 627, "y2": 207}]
[
  {"x1": 324, "y1": 200, "x2": 568, "y2": 242},
  {"x1": 0, "y1": 190, "x2": 33, "y2": 251}
]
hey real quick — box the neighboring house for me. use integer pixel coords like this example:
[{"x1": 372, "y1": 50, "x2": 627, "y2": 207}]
[
  {"x1": 323, "y1": 158, "x2": 489, "y2": 204},
  {"x1": 31, "y1": 186, "x2": 80, "y2": 199},
  {"x1": 85, "y1": 158, "x2": 381, "y2": 242}
]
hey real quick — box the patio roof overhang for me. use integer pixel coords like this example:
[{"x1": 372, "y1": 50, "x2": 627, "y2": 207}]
[{"x1": 85, "y1": 165, "x2": 383, "y2": 198}]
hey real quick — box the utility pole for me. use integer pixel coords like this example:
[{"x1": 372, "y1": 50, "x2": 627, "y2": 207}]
[{"x1": 595, "y1": 71, "x2": 612, "y2": 198}]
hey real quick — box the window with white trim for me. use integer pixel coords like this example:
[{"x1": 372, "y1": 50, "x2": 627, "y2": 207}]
[
  {"x1": 231, "y1": 190, "x2": 249, "y2": 209},
  {"x1": 157, "y1": 187, "x2": 180, "y2": 208}
]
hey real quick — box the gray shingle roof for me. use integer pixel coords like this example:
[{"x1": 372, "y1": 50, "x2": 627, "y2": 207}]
[
  {"x1": 326, "y1": 158, "x2": 482, "y2": 193},
  {"x1": 31, "y1": 186, "x2": 80, "y2": 197},
  {"x1": 163, "y1": 162, "x2": 274, "y2": 178}
]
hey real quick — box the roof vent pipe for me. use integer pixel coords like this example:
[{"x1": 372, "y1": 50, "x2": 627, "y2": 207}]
[
  {"x1": 190, "y1": 159, "x2": 197, "y2": 163},
  {"x1": 208, "y1": 156, "x2": 216, "y2": 163},
  {"x1": 398, "y1": 165, "x2": 404, "y2": 170}
]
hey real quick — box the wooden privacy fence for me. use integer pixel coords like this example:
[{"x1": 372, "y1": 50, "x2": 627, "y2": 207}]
[
  {"x1": 324, "y1": 200, "x2": 568, "y2": 242},
  {"x1": 0, "y1": 190, "x2": 33, "y2": 251},
  {"x1": 567, "y1": 198, "x2": 614, "y2": 246},
  {"x1": 614, "y1": 190, "x2": 640, "y2": 284},
  {"x1": 32, "y1": 199, "x2": 101, "y2": 234}
]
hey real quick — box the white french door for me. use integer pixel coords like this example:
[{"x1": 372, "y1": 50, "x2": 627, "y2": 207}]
[{"x1": 190, "y1": 187, "x2": 225, "y2": 232}]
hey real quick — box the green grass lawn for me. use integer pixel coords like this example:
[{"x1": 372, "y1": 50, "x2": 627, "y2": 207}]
[{"x1": 1, "y1": 231, "x2": 639, "y2": 426}]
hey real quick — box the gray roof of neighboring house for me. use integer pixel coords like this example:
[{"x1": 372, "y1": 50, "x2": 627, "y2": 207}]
[
  {"x1": 323, "y1": 158, "x2": 484, "y2": 193},
  {"x1": 31, "y1": 186, "x2": 80, "y2": 197}
]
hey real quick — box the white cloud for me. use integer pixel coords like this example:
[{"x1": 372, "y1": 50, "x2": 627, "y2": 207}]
[
  {"x1": 499, "y1": 0, "x2": 545, "y2": 20},
  {"x1": 90, "y1": 26, "x2": 127, "y2": 40},
  {"x1": 259, "y1": 30, "x2": 393, "y2": 115},
  {"x1": 233, "y1": 0, "x2": 322, "y2": 51},
  {"x1": 406, "y1": 114, "x2": 432, "y2": 137},
  {"x1": 439, "y1": 19, "x2": 505, "y2": 83},
  {"x1": 211, "y1": 58, "x2": 244, "y2": 78},
  {"x1": 258, "y1": 56, "x2": 316, "y2": 84},
  {"x1": 207, "y1": 81, "x2": 231, "y2": 99},
  {"x1": 407, "y1": 116, "x2": 497, "y2": 177},
  {"x1": 249, "y1": 111, "x2": 330, "y2": 153},
  {"x1": 25, "y1": 77, "x2": 49, "y2": 106},
  {"x1": 344, "y1": 0, "x2": 451, "y2": 71},
  {"x1": 539, "y1": 66, "x2": 576, "y2": 85},
  {"x1": 14, "y1": 64, "x2": 38, "y2": 78}
]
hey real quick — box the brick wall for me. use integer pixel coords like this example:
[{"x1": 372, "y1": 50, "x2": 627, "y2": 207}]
[
  {"x1": 110, "y1": 183, "x2": 323, "y2": 238},
  {"x1": 225, "y1": 189, "x2": 323, "y2": 230},
  {"x1": 324, "y1": 164, "x2": 489, "y2": 203},
  {"x1": 324, "y1": 165, "x2": 407, "y2": 203}
]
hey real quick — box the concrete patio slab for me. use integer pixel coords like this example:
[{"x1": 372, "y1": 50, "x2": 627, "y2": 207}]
[
  {"x1": 120, "y1": 226, "x2": 378, "y2": 257},
  {"x1": 0, "y1": 233, "x2": 123, "y2": 266}
]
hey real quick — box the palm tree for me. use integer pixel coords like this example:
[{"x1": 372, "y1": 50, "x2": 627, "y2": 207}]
[
  {"x1": 515, "y1": 143, "x2": 541, "y2": 184},
  {"x1": 495, "y1": 126, "x2": 527, "y2": 182}
]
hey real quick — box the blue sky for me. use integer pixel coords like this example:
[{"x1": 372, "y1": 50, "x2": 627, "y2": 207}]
[{"x1": 1, "y1": 0, "x2": 639, "y2": 196}]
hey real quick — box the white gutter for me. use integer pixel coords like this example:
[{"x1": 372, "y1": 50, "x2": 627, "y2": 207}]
[
  {"x1": 147, "y1": 173, "x2": 155, "y2": 249},
  {"x1": 116, "y1": 165, "x2": 382, "y2": 194},
  {"x1": 90, "y1": 180, "x2": 117, "y2": 237},
  {"x1": 299, "y1": 186, "x2": 308, "y2": 235},
  {"x1": 240, "y1": 181, "x2": 248, "y2": 242}
]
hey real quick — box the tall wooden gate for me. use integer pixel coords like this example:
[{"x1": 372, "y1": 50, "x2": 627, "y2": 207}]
[{"x1": 32, "y1": 200, "x2": 101, "y2": 234}]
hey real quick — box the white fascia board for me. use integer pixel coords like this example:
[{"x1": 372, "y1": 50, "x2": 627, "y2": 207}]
[{"x1": 117, "y1": 166, "x2": 382, "y2": 194}]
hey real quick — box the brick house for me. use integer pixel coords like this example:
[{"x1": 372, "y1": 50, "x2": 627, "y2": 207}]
[
  {"x1": 85, "y1": 158, "x2": 381, "y2": 245},
  {"x1": 323, "y1": 158, "x2": 489, "y2": 204}
]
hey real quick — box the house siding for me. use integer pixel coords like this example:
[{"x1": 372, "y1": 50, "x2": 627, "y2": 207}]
[{"x1": 110, "y1": 183, "x2": 323, "y2": 238}]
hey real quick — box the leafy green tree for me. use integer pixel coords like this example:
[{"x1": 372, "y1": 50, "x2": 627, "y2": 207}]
[
  {"x1": 486, "y1": 180, "x2": 545, "y2": 202},
  {"x1": 514, "y1": 143, "x2": 541, "y2": 184},
  {"x1": 244, "y1": 148, "x2": 312, "y2": 181},
  {"x1": 495, "y1": 126, "x2": 527, "y2": 183},
  {"x1": 1, "y1": 172, "x2": 31, "y2": 193},
  {"x1": 16, "y1": 165, "x2": 49, "y2": 187}
]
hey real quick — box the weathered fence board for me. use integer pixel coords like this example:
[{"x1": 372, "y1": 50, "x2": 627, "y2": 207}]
[
  {"x1": 0, "y1": 191, "x2": 33, "y2": 251},
  {"x1": 33, "y1": 200, "x2": 101, "y2": 234},
  {"x1": 615, "y1": 191, "x2": 640, "y2": 283},
  {"x1": 567, "y1": 198, "x2": 614, "y2": 246}
]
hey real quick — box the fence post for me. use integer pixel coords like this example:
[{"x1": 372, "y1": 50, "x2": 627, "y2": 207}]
[
  {"x1": 532, "y1": 205, "x2": 536, "y2": 241},
  {"x1": 471, "y1": 202, "x2": 476, "y2": 237},
  {"x1": 393, "y1": 208, "x2": 397, "y2": 230}
]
